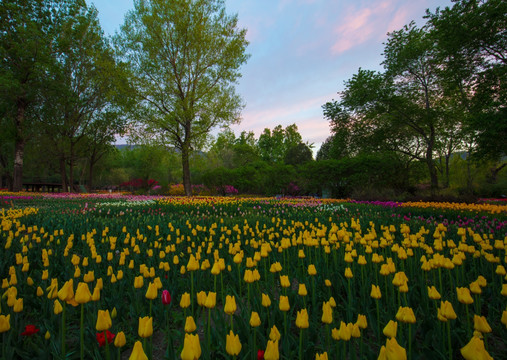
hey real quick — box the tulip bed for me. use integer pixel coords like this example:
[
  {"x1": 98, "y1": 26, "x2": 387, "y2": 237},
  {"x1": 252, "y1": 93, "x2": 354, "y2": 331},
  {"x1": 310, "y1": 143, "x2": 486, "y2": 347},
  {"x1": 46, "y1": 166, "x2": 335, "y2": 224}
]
[{"x1": 0, "y1": 192, "x2": 506, "y2": 360}]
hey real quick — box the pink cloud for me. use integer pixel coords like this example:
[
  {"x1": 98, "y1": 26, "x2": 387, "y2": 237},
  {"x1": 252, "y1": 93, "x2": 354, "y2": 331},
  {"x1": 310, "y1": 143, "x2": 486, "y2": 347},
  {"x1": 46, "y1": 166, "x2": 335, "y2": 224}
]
[
  {"x1": 330, "y1": 0, "x2": 402, "y2": 55},
  {"x1": 386, "y1": 6, "x2": 410, "y2": 34}
]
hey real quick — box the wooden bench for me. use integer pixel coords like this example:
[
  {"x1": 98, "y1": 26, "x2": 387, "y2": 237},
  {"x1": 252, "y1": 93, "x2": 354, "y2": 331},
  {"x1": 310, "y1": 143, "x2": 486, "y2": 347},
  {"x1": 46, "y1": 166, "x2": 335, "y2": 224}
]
[{"x1": 23, "y1": 183, "x2": 63, "y2": 192}]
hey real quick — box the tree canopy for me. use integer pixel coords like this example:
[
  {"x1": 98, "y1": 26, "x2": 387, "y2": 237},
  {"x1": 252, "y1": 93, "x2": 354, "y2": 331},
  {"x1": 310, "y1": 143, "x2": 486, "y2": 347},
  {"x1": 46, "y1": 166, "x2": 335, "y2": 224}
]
[{"x1": 116, "y1": 0, "x2": 249, "y2": 196}]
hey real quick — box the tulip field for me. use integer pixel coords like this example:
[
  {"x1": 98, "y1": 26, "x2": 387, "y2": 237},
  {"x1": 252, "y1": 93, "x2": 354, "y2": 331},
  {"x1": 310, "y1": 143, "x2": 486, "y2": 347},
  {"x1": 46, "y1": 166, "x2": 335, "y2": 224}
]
[{"x1": 0, "y1": 192, "x2": 506, "y2": 360}]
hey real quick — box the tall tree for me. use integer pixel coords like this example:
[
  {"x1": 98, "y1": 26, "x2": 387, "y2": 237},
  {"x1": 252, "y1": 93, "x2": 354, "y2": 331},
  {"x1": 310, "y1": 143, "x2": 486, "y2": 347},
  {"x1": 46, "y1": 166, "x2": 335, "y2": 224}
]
[
  {"x1": 39, "y1": 1, "x2": 126, "y2": 192},
  {"x1": 427, "y1": 0, "x2": 506, "y2": 179},
  {"x1": 117, "y1": 0, "x2": 249, "y2": 196},
  {"x1": 0, "y1": 0, "x2": 59, "y2": 191}
]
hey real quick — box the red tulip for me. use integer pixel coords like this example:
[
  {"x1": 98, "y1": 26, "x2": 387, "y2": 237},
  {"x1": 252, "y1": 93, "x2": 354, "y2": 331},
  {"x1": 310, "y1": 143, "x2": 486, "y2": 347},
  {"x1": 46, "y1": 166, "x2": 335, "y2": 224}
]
[
  {"x1": 21, "y1": 325, "x2": 40, "y2": 336},
  {"x1": 257, "y1": 349, "x2": 265, "y2": 360},
  {"x1": 96, "y1": 330, "x2": 115, "y2": 347},
  {"x1": 162, "y1": 290, "x2": 172, "y2": 305}
]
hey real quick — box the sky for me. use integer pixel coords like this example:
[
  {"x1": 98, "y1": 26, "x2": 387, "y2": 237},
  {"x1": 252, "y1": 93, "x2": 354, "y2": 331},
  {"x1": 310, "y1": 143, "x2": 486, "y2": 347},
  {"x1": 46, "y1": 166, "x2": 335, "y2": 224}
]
[{"x1": 91, "y1": 0, "x2": 453, "y2": 152}]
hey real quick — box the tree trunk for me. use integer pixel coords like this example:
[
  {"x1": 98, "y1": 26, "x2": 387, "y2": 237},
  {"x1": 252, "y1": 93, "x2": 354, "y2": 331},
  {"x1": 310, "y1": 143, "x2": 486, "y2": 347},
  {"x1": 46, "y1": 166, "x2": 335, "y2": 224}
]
[
  {"x1": 181, "y1": 144, "x2": 192, "y2": 197},
  {"x1": 69, "y1": 143, "x2": 75, "y2": 193},
  {"x1": 487, "y1": 163, "x2": 506, "y2": 184},
  {"x1": 87, "y1": 156, "x2": 94, "y2": 193},
  {"x1": 426, "y1": 129, "x2": 438, "y2": 195},
  {"x1": 60, "y1": 157, "x2": 68, "y2": 192},
  {"x1": 444, "y1": 154, "x2": 450, "y2": 189},
  {"x1": 12, "y1": 100, "x2": 26, "y2": 192}
]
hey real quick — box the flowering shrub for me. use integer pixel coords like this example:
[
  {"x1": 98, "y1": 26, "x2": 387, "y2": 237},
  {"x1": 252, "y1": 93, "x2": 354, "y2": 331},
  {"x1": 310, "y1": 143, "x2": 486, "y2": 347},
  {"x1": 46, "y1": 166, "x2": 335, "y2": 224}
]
[
  {"x1": 119, "y1": 178, "x2": 160, "y2": 192},
  {"x1": 216, "y1": 184, "x2": 238, "y2": 196},
  {"x1": 285, "y1": 182, "x2": 300, "y2": 196}
]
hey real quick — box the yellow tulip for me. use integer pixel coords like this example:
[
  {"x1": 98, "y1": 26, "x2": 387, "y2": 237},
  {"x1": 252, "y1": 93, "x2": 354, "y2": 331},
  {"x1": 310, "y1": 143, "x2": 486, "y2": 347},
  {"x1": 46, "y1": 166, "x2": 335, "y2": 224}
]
[
  {"x1": 83, "y1": 271, "x2": 95, "y2": 283},
  {"x1": 224, "y1": 295, "x2": 237, "y2": 315},
  {"x1": 0, "y1": 314, "x2": 10, "y2": 333},
  {"x1": 456, "y1": 287, "x2": 474, "y2": 304},
  {"x1": 57, "y1": 279, "x2": 74, "y2": 302},
  {"x1": 296, "y1": 309, "x2": 309, "y2": 329},
  {"x1": 13, "y1": 298, "x2": 23, "y2": 313},
  {"x1": 298, "y1": 284, "x2": 308, "y2": 296},
  {"x1": 54, "y1": 299, "x2": 63, "y2": 315},
  {"x1": 308, "y1": 264, "x2": 317, "y2": 275},
  {"x1": 501, "y1": 309, "x2": 507, "y2": 327},
  {"x1": 226, "y1": 330, "x2": 242, "y2": 356},
  {"x1": 250, "y1": 311, "x2": 261, "y2": 327},
  {"x1": 180, "y1": 292, "x2": 191, "y2": 308},
  {"x1": 476, "y1": 275, "x2": 487, "y2": 287},
  {"x1": 279, "y1": 295, "x2": 290, "y2": 312},
  {"x1": 134, "y1": 276, "x2": 144, "y2": 289},
  {"x1": 184, "y1": 316, "x2": 197, "y2": 333},
  {"x1": 269, "y1": 325, "x2": 281, "y2": 341},
  {"x1": 181, "y1": 333, "x2": 201, "y2": 360},
  {"x1": 321, "y1": 301, "x2": 333, "y2": 324},
  {"x1": 36, "y1": 286, "x2": 44, "y2": 297},
  {"x1": 427, "y1": 286, "x2": 441, "y2": 300},
  {"x1": 264, "y1": 339, "x2": 279, "y2": 360},
  {"x1": 145, "y1": 282, "x2": 157, "y2": 300},
  {"x1": 186, "y1": 254, "x2": 199, "y2": 271},
  {"x1": 114, "y1": 331, "x2": 126, "y2": 347},
  {"x1": 356, "y1": 314, "x2": 368, "y2": 329},
  {"x1": 46, "y1": 279, "x2": 58, "y2": 299},
  {"x1": 262, "y1": 293, "x2": 271, "y2": 307},
  {"x1": 344, "y1": 267, "x2": 353, "y2": 279},
  {"x1": 383, "y1": 320, "x2": 398, "y2": 338},
  {"x1": 129, "y1": 341, "x2": 148, "y2": 360},
  {"x1": 439, "y1": 301, "x2": 457, "y2": 320},
  {"x1": 45, "y1": 331, "x2": 50, "y2": 340},
  {"x1": 351, "y1": 323, "x2": 361, "y2": 338},
  {"x1": 460, "y1": 336, "x2": 493, "y2": 360},
  {"x1": 202, "y1": 291, "x2": 215, "y2": 309},
  {"x1": 501, "y1": 284, "x2": 507, "y2": 297},
  {"x1": 279, "y1": 275, "x2": 290, "y2": 288},
  {"x1": 495, "y1": 265, "x2": 506, "y2": 276},
  {"x1": 211, "y1": 262, "x2": 221, "y2": 275},
  {"x1": 377, "y1": 345, "x2": 387, "y2": 360},
  {"x1": 196, "y1": 291, "x2": 207, "y2": 306},
  {"x1": 469, "y1": 281, "x2": 482, "y2": 294},
  {"x1": 315, "y1": 352, "x2": 328, "y2": 360},
  {"x1": 385, "y1": 337, "x2": 407, "y2": 360},
  {"x1": 338, "y1": 321, "x2": 351, "y2": 341},
  {"x1": 370, "y1": 284, "x2": 382, "y2": 299},
  {"x1": 91, "y1": 285, "x2": 101, "y2": 301},
  {"x1": 395, "y1": 306, "x2": 416, "y2": 324},
  {"x1": 74, "y1": 282, "x2": 92, "y2": 304},
  {"x1": 138, "y1": 316, "x2": 153, "y2": 338},
  {"x1": 96, "y1": 309, "x2": 112, "y2": 331},
  {"x1": 473, "y1": 315, "x2": 492, "y2": 334}
]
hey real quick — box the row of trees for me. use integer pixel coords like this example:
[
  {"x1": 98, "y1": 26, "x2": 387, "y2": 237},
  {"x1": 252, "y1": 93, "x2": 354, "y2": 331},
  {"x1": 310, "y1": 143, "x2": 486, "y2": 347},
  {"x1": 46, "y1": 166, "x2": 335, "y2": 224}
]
[
  {"x1": 1, "y1": 0, "x2": 505, "y2": 198},
  {"x1": 319, "y1": 0, "x2": 506, "y2": 195},
  {"x1": 0, "y1": 0, "x2": 130, "y2": 192},
  {"x1": 1, "y1": 0, "x2": 249, "y2": 195}
]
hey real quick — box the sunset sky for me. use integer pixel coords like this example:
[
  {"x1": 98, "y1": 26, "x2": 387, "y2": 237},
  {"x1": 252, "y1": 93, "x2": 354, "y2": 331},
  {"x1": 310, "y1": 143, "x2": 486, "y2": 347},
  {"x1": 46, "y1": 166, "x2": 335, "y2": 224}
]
[{"x1": 92, "y1": 0, "x2": 452, "y2": 151}]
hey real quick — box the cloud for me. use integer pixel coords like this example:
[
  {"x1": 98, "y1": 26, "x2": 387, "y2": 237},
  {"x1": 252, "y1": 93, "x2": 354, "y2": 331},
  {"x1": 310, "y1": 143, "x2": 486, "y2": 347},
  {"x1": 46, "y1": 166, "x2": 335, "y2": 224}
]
[{"x1": 329, "y1": 0, "x2": 417, "y2": 55}]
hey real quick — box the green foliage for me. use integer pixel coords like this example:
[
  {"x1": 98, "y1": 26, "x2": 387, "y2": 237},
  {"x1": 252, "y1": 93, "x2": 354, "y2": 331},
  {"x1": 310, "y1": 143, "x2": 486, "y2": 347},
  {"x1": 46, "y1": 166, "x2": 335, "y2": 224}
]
[
  {"x1": 116, "y1": 0, "x2": 249, "y2": 195},
  {"x1": 257, "y1": 124, "x2": 305, "y2": 163}
]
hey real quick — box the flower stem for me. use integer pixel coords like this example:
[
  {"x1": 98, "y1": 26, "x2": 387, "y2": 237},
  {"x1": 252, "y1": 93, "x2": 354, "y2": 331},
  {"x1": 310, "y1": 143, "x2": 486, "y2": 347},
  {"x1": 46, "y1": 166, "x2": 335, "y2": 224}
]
[
  {"x1": 299, "y1": 328, "x2": 303, "y2": 360},
  {"x1": 447, "y1": 321, "x2": 452, "y2": 360},
  {"x1": 105, "y1": 330, "x2": 111, "y2": 360},
  {"x1": 62, "y1": 302, "x2": 66, "y2": 358},
  {"x1": 80, "y1": 304, "x2": 84, "y2": 360}
]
